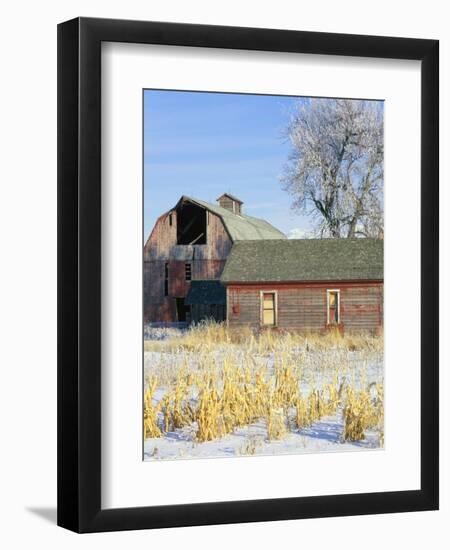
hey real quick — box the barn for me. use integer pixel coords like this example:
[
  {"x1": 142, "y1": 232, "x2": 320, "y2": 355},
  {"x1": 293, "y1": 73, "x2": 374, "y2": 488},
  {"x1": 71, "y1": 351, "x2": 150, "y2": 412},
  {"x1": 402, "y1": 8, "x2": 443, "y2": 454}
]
[
  {"x1": 143, "y1": 193, "x2": 285, "y2": 324},
  {"x1": 220, "y1": 239, "x2": 383, "y2": 332},
  {"x1": 144, "y1": 193, "x2": 384, "y2": 332}
]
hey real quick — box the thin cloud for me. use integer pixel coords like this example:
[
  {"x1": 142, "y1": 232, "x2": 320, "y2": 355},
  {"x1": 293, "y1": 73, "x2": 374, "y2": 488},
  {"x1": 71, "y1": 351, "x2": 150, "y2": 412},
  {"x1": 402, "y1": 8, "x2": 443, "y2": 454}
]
[{"x1": 287, "y1": 227, "x2": 313, "y2": 239}]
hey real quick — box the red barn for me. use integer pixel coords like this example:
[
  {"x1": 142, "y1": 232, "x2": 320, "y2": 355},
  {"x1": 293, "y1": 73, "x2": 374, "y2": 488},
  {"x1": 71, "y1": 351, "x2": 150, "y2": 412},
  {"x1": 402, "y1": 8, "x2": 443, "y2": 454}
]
[
  {"x1": 144, "y1": 194, "x2": 383, "y2": 332},
  {"x1": 220, "y1": 239, "x2": 383, "y2": 333},
  {"x1": 143, "y1": 193, "x2": 285, "y2": 323}
]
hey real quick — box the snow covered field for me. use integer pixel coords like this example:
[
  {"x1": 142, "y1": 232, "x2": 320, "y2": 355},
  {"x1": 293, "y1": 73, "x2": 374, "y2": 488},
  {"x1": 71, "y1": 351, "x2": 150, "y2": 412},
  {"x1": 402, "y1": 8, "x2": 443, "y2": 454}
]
[
  {"x1": 143, "y1": 324, "x2": 384, "y2": 461},
  {"x1": 144, "y1": 417, "x2": 380, "y2": 461}
]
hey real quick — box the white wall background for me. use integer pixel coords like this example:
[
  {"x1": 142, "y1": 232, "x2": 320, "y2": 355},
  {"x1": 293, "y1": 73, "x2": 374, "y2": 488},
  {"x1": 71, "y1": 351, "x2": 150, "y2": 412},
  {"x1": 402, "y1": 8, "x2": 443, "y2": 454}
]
[{"x1": 0, "y1": 1, "x2": 447, "y2": 547}]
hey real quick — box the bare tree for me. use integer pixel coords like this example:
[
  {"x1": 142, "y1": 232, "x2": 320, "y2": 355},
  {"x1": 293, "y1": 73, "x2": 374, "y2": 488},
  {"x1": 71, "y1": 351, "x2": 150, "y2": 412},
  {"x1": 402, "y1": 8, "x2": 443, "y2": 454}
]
[{"x1": 282, "y1": 98, "x2": 384, "y2": 238}]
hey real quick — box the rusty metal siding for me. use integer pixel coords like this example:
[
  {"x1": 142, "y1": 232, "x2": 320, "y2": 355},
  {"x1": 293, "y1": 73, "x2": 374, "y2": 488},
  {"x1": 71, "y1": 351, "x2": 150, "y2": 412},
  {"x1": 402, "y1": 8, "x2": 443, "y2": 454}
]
[{"x1": 226, "y1": 282, "x2": 383, "y2": 332}]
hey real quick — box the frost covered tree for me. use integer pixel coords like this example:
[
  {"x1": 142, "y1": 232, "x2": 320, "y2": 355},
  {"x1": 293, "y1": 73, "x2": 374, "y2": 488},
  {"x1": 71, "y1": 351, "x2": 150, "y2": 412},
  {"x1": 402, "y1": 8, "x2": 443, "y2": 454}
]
[{"x1": 282, "y1": 98, "x2": 384, "y2": 238}]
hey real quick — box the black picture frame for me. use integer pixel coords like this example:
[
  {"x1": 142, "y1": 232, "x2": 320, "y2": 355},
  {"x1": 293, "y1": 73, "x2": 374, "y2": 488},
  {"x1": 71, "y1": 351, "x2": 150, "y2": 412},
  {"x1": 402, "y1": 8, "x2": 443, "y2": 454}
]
[{"x1": 57, "y1": 17, "x2": 439, "y2": 533}]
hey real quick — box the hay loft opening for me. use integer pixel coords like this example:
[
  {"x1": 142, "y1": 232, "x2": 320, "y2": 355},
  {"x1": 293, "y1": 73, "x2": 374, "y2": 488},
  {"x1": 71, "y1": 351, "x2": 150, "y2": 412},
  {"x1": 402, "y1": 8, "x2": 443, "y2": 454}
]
[{"x1": 176, "y1": 201, "x2": 207, "y2": 245}]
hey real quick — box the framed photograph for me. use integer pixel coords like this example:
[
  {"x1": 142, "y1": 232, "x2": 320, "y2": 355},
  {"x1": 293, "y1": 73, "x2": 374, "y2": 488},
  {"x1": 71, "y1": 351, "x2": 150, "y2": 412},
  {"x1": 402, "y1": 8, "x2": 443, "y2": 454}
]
[{"x1": 57, "y1": 17, "x2": 439, "y2": 533}]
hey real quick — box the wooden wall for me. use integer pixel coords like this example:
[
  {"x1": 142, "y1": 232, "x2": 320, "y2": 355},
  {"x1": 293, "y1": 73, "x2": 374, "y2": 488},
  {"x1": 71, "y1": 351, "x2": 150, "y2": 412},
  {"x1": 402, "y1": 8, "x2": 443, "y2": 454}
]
[
  {"x1": 191, "y1": 304, "x2": 226, "y2": 324},
  {"x1": 218, "y1": 196, "x2": 241, "y2": 214},
  {"x1": 144, "y1": 207, "x2": 232, "y2": 261},
  {"x1": 226, "y1": 282, "x2": 383, "y2": 333},
  {"x1": 143, "y1": 207, "x2": 232, "y2": 322}
]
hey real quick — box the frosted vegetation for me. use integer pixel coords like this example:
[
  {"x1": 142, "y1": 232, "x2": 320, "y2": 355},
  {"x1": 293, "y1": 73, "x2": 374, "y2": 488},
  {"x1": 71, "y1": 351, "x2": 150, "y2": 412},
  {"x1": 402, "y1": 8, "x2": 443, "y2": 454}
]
[
  {"x1": 143, "y1": 321, "x2": 384, "y2": 460},
  {"x1": 282, "y1": 98, "x2": 384, "y2": 239}
]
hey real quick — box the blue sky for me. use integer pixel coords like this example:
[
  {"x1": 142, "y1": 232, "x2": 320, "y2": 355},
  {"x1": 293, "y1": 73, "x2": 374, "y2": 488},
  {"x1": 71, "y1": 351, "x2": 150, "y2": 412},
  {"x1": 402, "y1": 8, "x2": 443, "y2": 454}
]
[{"x1": 143, "y1": 89, "x2": 311, "y2": 239}]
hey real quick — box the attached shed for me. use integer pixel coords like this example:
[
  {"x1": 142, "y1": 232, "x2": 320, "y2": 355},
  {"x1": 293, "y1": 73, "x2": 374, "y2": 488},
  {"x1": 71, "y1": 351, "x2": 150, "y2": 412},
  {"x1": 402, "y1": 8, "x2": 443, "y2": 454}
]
[
  {"x1": 185, "y1": 280, "x2": 227, "y2": 323},
  {"x1": 221, "y1": 239, "x2": 384, "y2": 333}
]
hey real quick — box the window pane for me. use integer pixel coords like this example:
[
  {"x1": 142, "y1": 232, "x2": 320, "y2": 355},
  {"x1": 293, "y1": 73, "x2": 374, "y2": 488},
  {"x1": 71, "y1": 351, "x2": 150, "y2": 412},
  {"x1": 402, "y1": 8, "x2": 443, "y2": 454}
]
[
  {"x1": 263, "y1": 310, "x2": 275, "y2": 325},
  {"x1": 327, "y1": 291, "x2": 340, "y2": 323},
  {"x1": 263, "y1": 294, "x2": 274, "y2": 308}
]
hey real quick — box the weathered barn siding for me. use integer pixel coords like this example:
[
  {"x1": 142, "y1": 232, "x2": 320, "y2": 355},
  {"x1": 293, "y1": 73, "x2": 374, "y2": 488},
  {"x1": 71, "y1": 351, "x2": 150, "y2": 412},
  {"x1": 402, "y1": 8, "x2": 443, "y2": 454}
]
[
  {"x1": 217, "y1": 195, "x2": 241, "y2": 214},
  {"x1": 191, "y1": 304, "x2": 226, "y2": 323},
  {"x1": 144, "y1": 209, "x2": 232, "y2": 261},
  {"x1": 143, "y1": 208, "x2": 232, "y2": 322},
  {"x1": 341, "y1": 284, "x2": 383, "y2": 331},
  {"x1": 226, "y1": 282, "x2": 383, "y2": 332},
  {"x1": 144, "y1": 298, "x2": 177, "y2": 323}
]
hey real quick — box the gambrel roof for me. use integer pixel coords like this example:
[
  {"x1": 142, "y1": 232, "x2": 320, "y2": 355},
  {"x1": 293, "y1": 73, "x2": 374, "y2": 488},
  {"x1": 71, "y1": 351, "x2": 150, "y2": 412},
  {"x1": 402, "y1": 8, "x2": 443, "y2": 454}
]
[
  {"x1": 179, "y1": 196, "x2": 286, "y2": 241},
  {"x1": 221, "y1": 238, "x2": 383, "y2": 283}
]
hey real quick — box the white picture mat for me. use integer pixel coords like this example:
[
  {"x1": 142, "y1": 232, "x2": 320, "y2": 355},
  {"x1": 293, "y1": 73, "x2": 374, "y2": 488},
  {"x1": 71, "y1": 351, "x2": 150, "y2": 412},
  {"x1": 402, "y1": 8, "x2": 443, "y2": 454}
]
[{"x1": 101, "y1": 42, "x2": 421, "y2": 509}]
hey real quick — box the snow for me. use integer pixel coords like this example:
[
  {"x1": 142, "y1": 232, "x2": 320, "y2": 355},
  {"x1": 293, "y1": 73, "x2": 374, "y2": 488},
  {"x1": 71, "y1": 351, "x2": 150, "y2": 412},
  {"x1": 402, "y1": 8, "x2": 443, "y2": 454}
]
[
  {"x1": 143, "y1": 327, "x2": 384, "y2": 461},
  {"x1": 144, "y1": 416, "x2": 381, "y2": 461}
]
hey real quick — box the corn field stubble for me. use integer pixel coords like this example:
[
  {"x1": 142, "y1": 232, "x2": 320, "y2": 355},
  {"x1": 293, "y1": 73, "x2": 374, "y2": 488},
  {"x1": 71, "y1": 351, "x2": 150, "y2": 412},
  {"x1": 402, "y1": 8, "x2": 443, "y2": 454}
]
[{"x1": 143, "y1": 322, "x2": 384, "y2": 460}]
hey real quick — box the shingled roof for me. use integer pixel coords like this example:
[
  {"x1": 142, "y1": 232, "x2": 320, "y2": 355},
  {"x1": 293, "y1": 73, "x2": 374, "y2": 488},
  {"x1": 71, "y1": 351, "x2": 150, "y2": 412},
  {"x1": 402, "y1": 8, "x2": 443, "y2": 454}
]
[
  {"x1": 221, "y1": 239, "x2": 383, "y2": 283},
  {"x1": 185, "y1": 280, "x2": 226, "y2": 305},
  {"x1": 182, "y1": 196, "x2": 286, "y2": 241}
]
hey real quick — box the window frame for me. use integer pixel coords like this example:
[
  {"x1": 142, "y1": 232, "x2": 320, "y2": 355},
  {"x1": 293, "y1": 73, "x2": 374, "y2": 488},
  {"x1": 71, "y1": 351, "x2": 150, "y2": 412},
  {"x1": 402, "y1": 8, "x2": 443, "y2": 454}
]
[
  {"x1": 326, "y1": 289, "x2": 341, "y2": 325},
  {"x1": 260, "y1": 290, "x2": 278, "y2": 327},
  {"x1": 185, "y1": 263, "x2": 192, "y2": 281},
  {"x1": 164, "y1": 262, "x2": 169, "y2": 297}
]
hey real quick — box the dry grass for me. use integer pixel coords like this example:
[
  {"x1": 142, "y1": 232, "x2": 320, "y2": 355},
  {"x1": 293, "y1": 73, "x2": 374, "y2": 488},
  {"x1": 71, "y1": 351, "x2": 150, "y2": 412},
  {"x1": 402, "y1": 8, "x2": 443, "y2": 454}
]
[
  {"x1": 267, "y1": 405, "x2": 288, "y2": 440},
  {"x1": 143, "y1": 377, "x2": 162, "y2": 438},
  {"x1": 144, "y1": 320, "x2": 383, "y2": 354},
  {"x1": 343, "y1": 383, "x2": 384, "y2": 442},
  {"x1": 144, "y1": 321, "x2": 384, "y2": 447},
  {"x1": 239, "y1": 436, "x2": 264, "y2": 456}
]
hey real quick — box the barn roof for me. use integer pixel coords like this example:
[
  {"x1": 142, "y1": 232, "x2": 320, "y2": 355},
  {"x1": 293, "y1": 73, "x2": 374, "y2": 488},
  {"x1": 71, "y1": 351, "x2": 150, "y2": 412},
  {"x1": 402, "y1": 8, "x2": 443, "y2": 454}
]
[
  {"x1": 181, "y1": 196, "x2": 286, "y2": 241},
  {"x1": 221, "y1": 239, "x2": 383, "y2": 283},
  {"x1": 185, "y1": 280, "x2": 226, "y2": 305}
]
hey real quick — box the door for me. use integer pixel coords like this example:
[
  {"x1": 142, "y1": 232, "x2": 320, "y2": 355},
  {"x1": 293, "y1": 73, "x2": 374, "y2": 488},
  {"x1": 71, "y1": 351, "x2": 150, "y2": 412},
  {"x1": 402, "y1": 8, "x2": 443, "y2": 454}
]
[
  {"x1": 176, "y1": 298, "x2": 186, "y2": 322},
  {"x1": 176, "y1": 298, "x2": 191, "y2": 323}
]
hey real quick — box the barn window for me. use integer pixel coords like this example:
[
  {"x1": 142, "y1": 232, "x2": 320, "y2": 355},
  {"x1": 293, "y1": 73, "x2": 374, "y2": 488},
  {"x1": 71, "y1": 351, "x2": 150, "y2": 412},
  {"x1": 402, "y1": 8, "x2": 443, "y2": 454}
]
[
  {"x1": 261, "y1": 292, "x2": 277, "y2": 326},
  {"x1": 164, "y1": 263, "x2": 169, "y2": 296},
  {"x1": 185, "y1": 263, "x2": 192, "y2": 281},
  {"x1": 327, "y1": 290, "x2": 340, "y2": 324},
  {"x1": 168, "y1": 213, "x2": 173, "y2": 226}
]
